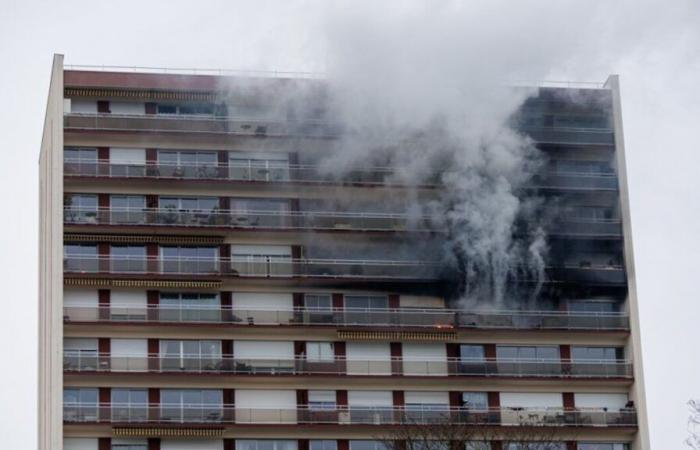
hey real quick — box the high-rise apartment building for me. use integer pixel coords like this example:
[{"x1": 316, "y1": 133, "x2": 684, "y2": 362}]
[{"x1": 39, "y1": 54, "x2": 650, "y2": 450}]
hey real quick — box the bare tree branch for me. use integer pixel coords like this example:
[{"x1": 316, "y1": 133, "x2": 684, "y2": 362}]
[
  {"x1": 687, "y1": 400, "x2": 700, "y2": 449},
  {"x1": 374, "y1": 412, "x2": 569, "y2": 450}
]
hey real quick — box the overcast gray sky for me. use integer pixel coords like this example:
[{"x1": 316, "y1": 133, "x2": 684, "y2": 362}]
[{"x1": 1, "y1": 1, "x2": 699, "y2": 448}]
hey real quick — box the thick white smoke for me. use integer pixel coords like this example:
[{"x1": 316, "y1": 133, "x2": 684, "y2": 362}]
[{"x1": 315, "y1": 2, "x2": 560, "y2": 306}]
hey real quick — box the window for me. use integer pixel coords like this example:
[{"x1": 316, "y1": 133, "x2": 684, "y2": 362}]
[
  {"x1": 64, "y1": 194, "x2": 98, "y2": 223},
  {"x1": 157, "y1": 150, "x2": 218, "y2": 178},
  {"x1": 159, "y1": 197, "x2": 220, "y2": 226},
  {"x1": 404, "y1": 392, "x2": 449, "y2": 422},
  {"x1": 304, "y1": 294, "x2": 332, "y2": 310},
  {"x1": 111, "y1": 439, "x2": 148, "y2": 450},
  {"x1": 111, "y1": 389, "x2": 147, "y2": 422},
  {"x1": 64, "y1": 147, "x2": 98, "y2": 175},
  {"x1": 555, "y1": 160, "x2": 612, "y2": 175},
  {"x1": 228, "y1": 152, "x2": 290, "y2": 182},
  {"x1": 303, "y1": 294, "x2": 333, "y2": 324},
  {"x1": 110, "y1": 245, "x2": 146, "y2": 272},
  {"x1": 160, "y1": 389, "x2": 222, "y2": 422},
  {"x1": 308, "y1": 391, "x2": 336, "y2": 410},
  {"x1": 159, "y1": 292, "x2": 221, "y2": 322},
  {"x1": 568, "y1": 300, "x2": 617, "y2": 314},
  {"x1": 345, "y1": 295, "x2": 388, "y2": 310},
  {"x1": 63, "y1": 388, "x2": 98, "y2": 421},
  {"x1": 460, "y1": 345, "x2": 485, "y2": 360},
  {"x1": 310, "y1": 441, "x2": 337, "y2": 450},
  {"x1": 306, "y1": 342, "x2": 334, "y2": 362},
  {"x1": 505, "y1": 444, "x2": 565, "y2": 450},
  {"x1": 157, "y1": 103, "x2": 215, "y2": 116},
  {"x1": 64, "y1": 244, "x2": 98, "y2": 272},
  {"x1": 230, "y1": 245, "x2": 292, "y2": 277},
  {"x1": 160, "y1": 197, "x2": 219, "y2": 211},
  {"x1": 567, "y1": 206, "x2": 613, "y2": 221},
  {"x1": 464, "y1": 444, "x2": 491, "y2": 450},
  {"x1": 160, "y1": 340, "x2": 222, "y2": 371},
  {"x1": 160, "y1": 246, "x2": 218, "y2": 274},
  {"x1": 230, "y1": 198, "x2": 291, "y2": 228},
  {"x1": 236, "y1": 441, "x2": 297, "y2": 450},
  {"x1": 110, "y1": 148, "x2": 146, "y2": 177},
  {"x1": 158, "y1": 197, "x2": 219, "y2": 211},
  {"x1": 571, "y1": 346, "x2": 619, "y2": 361},
  {"x1": 110, "y1": 195, "x2": 146, "y2": 224},
  {"x1": 578, "y1": 444, "x2": 628, "y2": 450},
  {"x1": 461, "y1": 392, "x2": 488, "y2": 410},
  {"x1": 64, "y1": 338, "x2": 98, "y2": 371},
  {"x1": 407, "y1": 443, "x2": 449, "y2": 450},
  {"x1": 496, "y1": 346, "x2": 560, "y2": 360},
  {"x1": 349, "y1": 441, "x2": 388, "y2": 450}
]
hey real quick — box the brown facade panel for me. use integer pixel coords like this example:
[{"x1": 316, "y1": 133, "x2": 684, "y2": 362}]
[
  {"x1": 98, "y1": 289, "x2": 110, "y2": 320},
  {"x1": 390, "y1": 342, "x2": 402, "y2": 375}
]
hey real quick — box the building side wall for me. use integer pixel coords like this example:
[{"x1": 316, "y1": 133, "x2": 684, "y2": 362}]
[
  {"x1": 606, "y1": 74, "x2": 651, "y2": 450},
  {"x1": 38, "y1": 53, "x2": 65, "y2": 450}
]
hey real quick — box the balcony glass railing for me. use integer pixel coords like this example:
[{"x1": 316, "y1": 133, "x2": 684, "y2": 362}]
[
  {"x1": 550, "y1": 218, "x2": 623, "y2": 237},
  {"x1": 63, "y1": 352, "x2": 633, "y2": 378},
  {"x1": 62, "y1": 305, "x2": 630, "y2": 331},
  {"x1": 64, "y1": 112, "x2": 339, "y2": 138},
  {"x1": 62, "y1": 255, "x2": 443, "y2": 280},
  {"x1": 63, "y1": 403, "x2": 637, "y2": 427},
  {"x1": 532, "y1": 171, "x2": 618, "y2": 190},
  {"x1": 63, "y1": 206, "x2": 437, "y2": 232},
  {"x1": 63, "y1": 159, "x2": 617, "y2": 193},
  {"x1": 519, "y1": 126, "x2": 615, "y2": 145},
  {"x1": 546, "y1": 264, "x2": 626, "y2": 285},
  {"x1": 63, "y1": 158, "x2": 436, "y2": 186}
]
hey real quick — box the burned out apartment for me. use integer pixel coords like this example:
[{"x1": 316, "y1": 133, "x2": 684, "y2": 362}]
[{"x1": 39, "y1": 54, "x2": 650, "y2": 450}]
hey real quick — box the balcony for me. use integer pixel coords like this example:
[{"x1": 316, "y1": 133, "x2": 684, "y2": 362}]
[
  {"x1": 63, "y1": 352, "x2": 633, "y2": 379},
  {"x1": 62, "y1": 255, "x2": 443, "y2": 281},
  {"x1": 531, "y1": 172, "x2": 618, "y2": 191},
  {"x1": 63, "y1": 158, "x2": 439, "y2": 187},
  {"x1": 63, "y1": 404, "x2": 637, "y2": 427},
  {"x1": 63, "y1": 206, "x2": 438, "y2": 233},
  {"x1": 549, "y1": 219, "x2": 623, "y2": 238},
  {"x1": 64, "y1": 112, "x2": 339, "y2": 138},
  {"x1": 547, "y1": 265, "x2": 626, "y2": 285},
  {"x1": 519, "y1": 126, "x2": 615, "y2": 146},
  {"x1": 63, "y1": 305, "x2": 630, "y2": 331}
]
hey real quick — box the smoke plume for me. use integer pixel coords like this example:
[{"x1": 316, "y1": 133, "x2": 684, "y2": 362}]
[{"x1": 315, "y1": 2, "x2": 556, "y2": 306}]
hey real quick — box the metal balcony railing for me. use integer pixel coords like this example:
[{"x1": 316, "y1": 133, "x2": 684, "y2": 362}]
[
  {"x1": 63, "y1": 352, "x2": 633, "y2": 378},
  {"x1": 63, "y1": 206, "x2": 438, "y2": 233},
  {"x1": 532, "y1": 171, "x2": 618, "y2": 191},
  {"x1": 63, "y1": 403, "x2": 638, "y2": 427},
  {"x1": 63, "y1": 159, "x2": 617, "y2": 193},
  {"x1": 547, "y1": 265, "x2": 626, "y2": 285},
  {"x1": 64, "y1": 112, "x2": 339, "y2": 138},
  {"x1": 62, "y1": 305, "x2": 630, "y2": 331},
  {"x1": 519, "y1": 126, "x2": 615, "y2": 145},
  {"x1": 62, "y1": 255, "x2": 443, "y2": 280},
  {"x1": 63, "y1": 158, "x2": 438, "y2": 187},
  {"x1": 549, "y1": 219, "x2": 623, "y2": 237}
]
